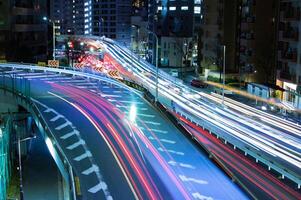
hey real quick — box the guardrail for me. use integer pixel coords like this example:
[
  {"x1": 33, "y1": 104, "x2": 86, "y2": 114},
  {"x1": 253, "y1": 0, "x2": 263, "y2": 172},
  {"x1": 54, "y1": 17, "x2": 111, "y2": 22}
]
[
  {"x1": 98, "y1": 41, "x2": 301, "y2": 189},
  {"x1": 0, "y1": 70, "x2": 77, "y2": 200}
]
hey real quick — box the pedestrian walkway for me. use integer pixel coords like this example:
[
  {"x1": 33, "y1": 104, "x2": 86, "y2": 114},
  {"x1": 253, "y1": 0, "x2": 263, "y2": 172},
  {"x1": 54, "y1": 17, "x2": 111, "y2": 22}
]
[{"x1": 23, "y1": 131, "x2": 61, "y2": 200}]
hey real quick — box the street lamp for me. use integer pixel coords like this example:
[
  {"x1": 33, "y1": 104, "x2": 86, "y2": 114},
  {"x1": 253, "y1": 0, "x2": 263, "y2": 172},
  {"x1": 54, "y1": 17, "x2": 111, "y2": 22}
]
[
  {"x1": 43, "y1": 17, "x2": 56, "y2": 60},
  {"x1": 131, "y1": 25, "x2": 159, "y2": 102},
  {"x1": 99, "y1": 18, "x2": 105, "y2": 37},
  {"x1": 16, "y1": 134, "x2": 36, "y2": 200},
  {"x1": 222, "y1": 45, "x2": 226, "y2": 106}
]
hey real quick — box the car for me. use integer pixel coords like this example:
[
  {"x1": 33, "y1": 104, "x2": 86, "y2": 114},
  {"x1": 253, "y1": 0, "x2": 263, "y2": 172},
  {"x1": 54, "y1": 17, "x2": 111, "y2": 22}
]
[{"x1": 190, "y1": 79, "x2": 207, "y2": 88}]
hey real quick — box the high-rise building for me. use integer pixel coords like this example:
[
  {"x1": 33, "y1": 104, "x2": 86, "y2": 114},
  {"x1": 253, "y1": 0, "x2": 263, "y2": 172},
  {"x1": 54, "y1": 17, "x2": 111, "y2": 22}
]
[
  {"x1": 0, "y1": 0, "x2": 49, "y2": 62},
  {"x1": 92, "y1": 0, "x2": 132, "y2": 47},
  {"x1": 148, "y1": 0, "x2": 202, "y2": 71},
  {"x1": 276, "y1": 0, "x2": 301, "y2": 108},
  {"x1": 50, "y1": 0, "x2": 92, "y2": 35},
  {"x1": 200, "y1": 0, "x2": 278, "y2": 83}
]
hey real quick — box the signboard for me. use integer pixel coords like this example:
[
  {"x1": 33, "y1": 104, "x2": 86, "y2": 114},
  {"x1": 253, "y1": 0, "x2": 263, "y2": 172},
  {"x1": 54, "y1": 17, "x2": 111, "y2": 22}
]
[
  {"x1": 37, "y1": 61, "x2": 46, "y2": 66},
  {"x1": 48, "y1": 60, "x2": 59, "y2": 67}
]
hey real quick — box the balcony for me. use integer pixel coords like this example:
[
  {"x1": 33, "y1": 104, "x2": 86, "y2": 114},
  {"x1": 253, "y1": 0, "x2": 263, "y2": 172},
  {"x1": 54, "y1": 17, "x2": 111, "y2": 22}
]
[{"x1": 279, "y1": 70, "x2": 297, "y2": 83}]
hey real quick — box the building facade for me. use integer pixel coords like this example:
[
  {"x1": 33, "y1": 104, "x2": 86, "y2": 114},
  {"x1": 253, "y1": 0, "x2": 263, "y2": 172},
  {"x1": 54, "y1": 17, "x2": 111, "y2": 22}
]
[
  {"x1": 200, "y1": 0, "x2": 278, "y2": 83},
  {"x1": 92, "y1": 0, "x2": 132, "y2": 47},
  {"x1": 148, "y1": 0, "x2": 202, "y2": 71},
  {"x1": 0, "y1": 0, "x2": 49, "y2": 62},
  {"x1": 276, "y1": 0, "x2": 301, "y2": 108}
]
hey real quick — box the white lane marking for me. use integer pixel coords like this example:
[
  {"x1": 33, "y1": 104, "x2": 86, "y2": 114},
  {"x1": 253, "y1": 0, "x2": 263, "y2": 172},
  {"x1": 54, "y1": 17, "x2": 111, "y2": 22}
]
[
  {"x1": 50, "y1": 114, "x2": 64, "y2": 122},
  {"x1": 3, "y1": 70, "x2": 24, "y2": 73},
  {"x1": 192, "y1": 193, "x2": 213, "y2": 200},
  {"x1": 55, "y1": 121, "x2": 72, "y2": 130},
  {"x1": 139, "y1": 107, "x2": 148, "y2": 111},
  {"x1": 44, "y1": 108, "x2": 56, "y2": 113},
  {"x1": 137, "y1": 113, "x2": 154, "y2": 118},
  {"x1": 179, "y1": 175, "x2": 208, "y2": 185},
  {"x1": 107, "y1": 99, "x2": 117, "y2": 102},
  {"x1": 82, "y1": 164, "x2": 99, "y2": 175},
  {"x1": 76, "y1": 86, "x2": 98, "y2": 89},
  {"x1": 148, "y1": 136, "x2": 175, "y2": 144},
  {"x1": 144, "y1": 121, "x2": 160, "y2": 125},
  {"x1": 99, "y1": 94, "x2": 122, "y2": 98},
  {"x1": 148, "y1": 128, "x2": 168, "y2": 134},
  {"x1": 116, "y1": 105, "x2": 128, "y2": 108},
  {"x1": 168, "y1": 160, "x2": 195, "y2": 169},
  {"x1": 157, "y1": 147, "x2": 184, "y2": 156},
  {"x1": 66, "y1": 139, "x2": 85, "y2": 150},
  {"x1": 74, "y1": 151, "x2": 92, "y2": 161},
  {"x1": 75, "y1": 82, "x2": 97, "y2": 86},
  {"x1": 160, "y1": 139, "x2": 176, "y2": 144},
  {"x1": 61, "y1": 130, "x2": 79, "y2": 140},
  {"x1": 88, "y1": 182, "x2": 109, "y2": 194},
  {"x1": 119, "y1": 100, "x2": 143, "y2": 105}
]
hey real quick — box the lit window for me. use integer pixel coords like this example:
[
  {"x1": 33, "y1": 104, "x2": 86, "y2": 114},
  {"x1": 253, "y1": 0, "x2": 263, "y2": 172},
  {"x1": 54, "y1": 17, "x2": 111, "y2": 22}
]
[
  {"x1": 194, "y1": 6, "x2": 201, "y2": 14},
  {"x1": 181, "y1": 6, "x2": 188, "y2": 11},
  {"x1": 169, "y1": 6, "x2": 176, "y2": 11},
  {"x1": 158, "y1": 6, "x2": 162, "y2": 11}
]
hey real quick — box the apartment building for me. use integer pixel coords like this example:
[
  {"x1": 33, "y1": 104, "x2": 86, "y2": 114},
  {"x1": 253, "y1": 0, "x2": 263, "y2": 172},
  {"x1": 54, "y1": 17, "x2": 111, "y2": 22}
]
[
  {"x1": 148, "y1": 0, "x2": 202, "y2": 71},
  {"x1": 92, "y1": 0, "x2": 132, "y2": 47},
  {"x1": 276, "y1": 0, "x2": 301, "y2": 108},
  {"x1": 200, "y1": 0, "x2": 278, "y2": 83},
  {"x1": 0, "y1": 0, "x2": 49, "y2": 62}
]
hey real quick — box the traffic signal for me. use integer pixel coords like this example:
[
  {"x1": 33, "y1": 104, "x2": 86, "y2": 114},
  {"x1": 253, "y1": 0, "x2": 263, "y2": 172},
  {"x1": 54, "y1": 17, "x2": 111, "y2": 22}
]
[{"x1": 67, "y1": 41, "x2": 74, "y2": 48}]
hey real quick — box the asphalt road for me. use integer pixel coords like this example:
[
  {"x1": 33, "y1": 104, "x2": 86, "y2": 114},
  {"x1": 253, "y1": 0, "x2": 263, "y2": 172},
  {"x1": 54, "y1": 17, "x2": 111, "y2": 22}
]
[{"x1": 0, "y1": 66, "x2": 248, "y2": 200}]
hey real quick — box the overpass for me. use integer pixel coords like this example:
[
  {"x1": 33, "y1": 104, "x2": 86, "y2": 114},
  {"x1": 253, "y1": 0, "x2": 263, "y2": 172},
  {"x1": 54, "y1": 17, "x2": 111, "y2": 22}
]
[
  {"x1": 0, "y1": 64, "x2": 248, "y2": 200},
  {"x1": 84, "y1": 36, "x2": 301, "y2": 189}
]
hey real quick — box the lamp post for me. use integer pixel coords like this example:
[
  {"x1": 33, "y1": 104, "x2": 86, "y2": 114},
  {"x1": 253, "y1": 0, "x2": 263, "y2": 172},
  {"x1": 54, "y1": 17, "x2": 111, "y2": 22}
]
[
  {"x1": 16, "y1": 135, "x2": 36, "y2": 200},
  {"x1": 222, "y1": 45, "x2": 226, "y2": 106},
  {"x1": 43, "y1": 17, "x2": 56, "y2": 60},
  {"x1": 149, "y1": 31, "x2": 159, "y2": 102},
  {"x1": 99, "y1": 18, "x2": 104, "y2": 37},
  {"x1": 131, "y1": 25, "x2": 159, "y2": 101}
]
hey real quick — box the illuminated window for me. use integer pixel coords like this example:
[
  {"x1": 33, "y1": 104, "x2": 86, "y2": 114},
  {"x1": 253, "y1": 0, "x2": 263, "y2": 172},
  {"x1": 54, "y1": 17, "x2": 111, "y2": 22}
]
[
  {"x1": 194, "y1": 6, "x2": 201, "y2": 14},
  {"x1": 169, "y1": 6, "x2": 176, "y2": 11},
  {"x1": 181, "y1": 6, "x2": 188, "y2": 11}
]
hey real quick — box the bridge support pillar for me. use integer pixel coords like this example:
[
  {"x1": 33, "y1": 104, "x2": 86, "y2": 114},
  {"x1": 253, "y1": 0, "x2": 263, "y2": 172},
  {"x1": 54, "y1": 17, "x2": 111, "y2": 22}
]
[
  {"x1": 268, "y1": 166, "x2": 271, "y2": 171},
  {"x1": 233, "y1": 145, "x2": 236, "y2": 150},
  {"x1": 244, "y1": 152, "x2": 247, "y2": 156},
  {"x1": 298, "y1": 184, "x2": 300, "y2": 189}
]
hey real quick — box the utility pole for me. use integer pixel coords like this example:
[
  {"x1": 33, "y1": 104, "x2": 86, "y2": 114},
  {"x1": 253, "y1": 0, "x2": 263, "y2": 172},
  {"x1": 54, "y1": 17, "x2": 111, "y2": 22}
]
[{"x1": 222, "y1": 45, "x2": 226, "y2": 106}]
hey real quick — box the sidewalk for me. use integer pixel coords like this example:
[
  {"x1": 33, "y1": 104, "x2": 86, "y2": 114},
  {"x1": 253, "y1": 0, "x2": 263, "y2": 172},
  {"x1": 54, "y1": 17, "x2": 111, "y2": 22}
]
[{"x1": 22, "y1": 131, "x2": 62, "y2": 200}]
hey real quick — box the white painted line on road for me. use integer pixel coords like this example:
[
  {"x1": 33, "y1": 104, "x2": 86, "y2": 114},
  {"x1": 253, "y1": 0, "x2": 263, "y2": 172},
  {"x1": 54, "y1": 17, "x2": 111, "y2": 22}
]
[
  {"x1": 137, "y1": 113, "x2": 154, "y2": 118},
  {"x1": 67, "y1": 139, "x2": 85, "y2": 150},
  {"x1": 74, "y1": 151, "x2": 92, "y2": 161},
  {"x1": 44, "y1": 108, "x2": 56, "y2": 113},
  {"x1": 88, "y1": 182, "x2": 108, "y2": 194},
  {"x1": 116, "y1": 104, "x2": 128, "y2": 108},
  {"x1": 168, "y1": 161, "x2": 195, "y2": 169},
  {"x1": 160, "y1": 139, "x2": 176, "y2": 144},
  {"x1": 99, "y1": 93, "x2": 122, "y2": 98},
  {"x1": 144, "y1": 121, "x2": 160, "y2": 126},
  {"x1": 192, "y1": 193, "x2": 214, "y2": 200},
  {"x1": 82, "y1": 164, "x2": 99, "y2": 175},
  {"x1": 55, "y1": 121, "x2": 72, "y2": 130},
  {"x1": 75, "y1": 82, "x2": 97, "y2": 86},
  {"x1": 157, "y1": 147, "x2": 184, "y2": 156},
  {"x1": 50, "y1": 114, "x2": 64, "y2": 122},
  {"x1": 3, "y1": 70, "x2": 24, "y2": 74},
  {"x1": 139, "y1": 107, "x2": 148, "y2": 111},
  {"x1": 179, "y1": 175, "x2": 208, "y2": 185},
  {"x1": 119, "y1": 100, "x2": 144, "y2": 105},
  {"x1": 149, "y1": 128, "x2": 168, "y2": 134},
  {"x1": 61, "y1": 130, "x2": 79, "y2": 140},
  {"x1": 107, "y1": 99, "x2": 117, "y2": 102}
]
